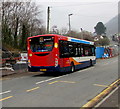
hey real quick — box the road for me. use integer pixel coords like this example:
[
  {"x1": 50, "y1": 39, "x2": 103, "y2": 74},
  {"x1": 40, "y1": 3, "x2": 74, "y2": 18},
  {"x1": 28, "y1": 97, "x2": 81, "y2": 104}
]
[{"x1": 1, "y1": 56, "x2": 118, "y2": 107}]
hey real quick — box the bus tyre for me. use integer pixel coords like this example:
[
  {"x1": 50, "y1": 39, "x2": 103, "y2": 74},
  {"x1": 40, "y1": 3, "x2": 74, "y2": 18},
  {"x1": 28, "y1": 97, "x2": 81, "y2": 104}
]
[
  {"x1": 90, "y1": 60, "x2": 93, "y2": 66},
  {"x1": 71, "y1": 63, "x2": 75, "y2": 72}
]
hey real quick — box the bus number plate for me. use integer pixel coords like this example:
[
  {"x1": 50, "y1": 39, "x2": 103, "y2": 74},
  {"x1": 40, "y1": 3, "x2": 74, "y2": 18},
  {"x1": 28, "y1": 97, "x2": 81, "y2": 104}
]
[{"x1": 40, "y1": 69, "x2": 47, "y2": 71}]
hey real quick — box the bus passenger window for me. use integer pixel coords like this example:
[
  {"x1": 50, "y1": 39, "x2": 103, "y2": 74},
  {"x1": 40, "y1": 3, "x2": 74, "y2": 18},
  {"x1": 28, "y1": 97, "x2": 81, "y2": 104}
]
[
  {"x1": 81, "y1": 47, "x2": 84, "y2": 56},
  {"x1": 92, "y1": 47, "x2": 95, "y2": 56},
  {"x1": 85, "y1": 50, "x2": 89, "y2": 56}
]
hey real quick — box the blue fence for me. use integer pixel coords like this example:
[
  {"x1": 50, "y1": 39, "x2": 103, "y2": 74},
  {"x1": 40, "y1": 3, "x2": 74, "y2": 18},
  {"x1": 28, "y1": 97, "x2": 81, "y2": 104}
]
[{"x1": 95, "y1": 47, "x2": 104, "y2": 58}]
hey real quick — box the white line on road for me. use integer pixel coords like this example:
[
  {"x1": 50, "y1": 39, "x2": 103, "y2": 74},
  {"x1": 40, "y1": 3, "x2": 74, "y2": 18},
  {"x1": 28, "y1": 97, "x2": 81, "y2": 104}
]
[
  {"x1": 36, "y1": 74, "x2": 69, "y2": 84},
  {"x1": 36, "y1": 67, "x2": 94, "y2": 85},
  {"x1": 0, "y1": 90, "x2": 11, "y2": 95},
  {"x1": 94, "y1": 86, "x2": 119, "y2": 108}
]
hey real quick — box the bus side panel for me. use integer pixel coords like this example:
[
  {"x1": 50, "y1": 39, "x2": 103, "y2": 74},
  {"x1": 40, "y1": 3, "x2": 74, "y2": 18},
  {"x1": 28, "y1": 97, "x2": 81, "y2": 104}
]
[
  {"x1": 79, "y1": 57, "x2": 96, "y2": 70},
  {"x1": 59, "y1": 58, "x2": 71, "y2": 72},
  {"x1": 70, "y1": 56, "x2": 96, "y2": 71},
  {"x1": 58, "y1": 56, "x2": 96, "y2": 72}
]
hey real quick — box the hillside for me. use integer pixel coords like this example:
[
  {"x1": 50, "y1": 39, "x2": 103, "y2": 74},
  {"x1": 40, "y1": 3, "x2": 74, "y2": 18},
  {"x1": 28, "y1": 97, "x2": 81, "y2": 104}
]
[{"x1": 105, "y1": 14, "x2": 119, "y2": 37}]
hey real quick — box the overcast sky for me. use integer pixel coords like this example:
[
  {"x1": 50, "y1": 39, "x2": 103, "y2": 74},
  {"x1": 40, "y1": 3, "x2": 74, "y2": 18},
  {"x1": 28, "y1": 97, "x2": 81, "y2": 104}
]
[{"x1": 33, "y1": 0, "x2": 119, "y2": 33}]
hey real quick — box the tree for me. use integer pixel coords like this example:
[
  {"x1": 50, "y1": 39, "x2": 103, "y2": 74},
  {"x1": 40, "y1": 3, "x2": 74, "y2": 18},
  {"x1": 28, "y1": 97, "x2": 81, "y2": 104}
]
[
  {"x1": 2, "y1": 1, "x2": 44, "y2": 50},
  {"x1": 59, "y1": 27, "x2": 68, "y2": 35},
  {"x1": 99, "y1": 37, "x2": 110, "y2": 46},
  {"x1": 94, "y1": 22, "x2": 106, "y2": 35},
  {"x1": 66, "y1": 30, "x2": 80, "y2": 38},
  {"x1": 94, "y1": 36, "x2": 110, "y2": 46},
  {"x1": 81, "y1": 31, "x2": 94, "y2": 41},
  {"x1": 19, "y1": 23, "x2": 28, "y2": 50}
]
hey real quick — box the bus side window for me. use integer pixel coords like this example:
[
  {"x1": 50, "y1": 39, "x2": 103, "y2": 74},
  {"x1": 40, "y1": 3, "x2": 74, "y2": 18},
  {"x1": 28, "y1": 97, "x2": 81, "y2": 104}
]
[
  {"x1": 88, "y1": 46, "x2": 93, "y2": 56},
  {"x1": 85, "y1": 49, "x2": 89, "y2": 56},
  {"x1": 92, "y1": 46, "x2": 96, "y2": 56},
  {"x1": 75, "y1": 47, "x2": 78, "y2": 56},
  {"x1": 63, "y1": 41, "x2": 69, "y2": 57},
  {"x1": 59, "y1": 40, "x2": 69, "y2": 58},
  {"x1": 81, "y1": 46, "x2": 84, "y2": 56},
  {"x1": 74, "y1": 44, "x2": 79, "y2": 57},
  {"x1": 68, "y1": 42, "x2": 75, "y2": 57},
  {"x1": 77, "y1": 44, "x2": 81, "y2": 57}
]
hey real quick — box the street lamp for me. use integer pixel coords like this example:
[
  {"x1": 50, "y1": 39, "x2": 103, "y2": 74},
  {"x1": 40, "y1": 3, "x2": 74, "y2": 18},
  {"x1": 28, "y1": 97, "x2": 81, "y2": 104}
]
[{"x1": 68, "y1": 13, "x2": 73, "y2": 32}]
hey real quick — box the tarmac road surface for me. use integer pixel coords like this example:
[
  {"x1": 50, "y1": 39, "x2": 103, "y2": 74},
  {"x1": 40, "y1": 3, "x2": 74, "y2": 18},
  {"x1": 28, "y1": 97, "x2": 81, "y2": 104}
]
[{"x1": 1, "y1": 56, "x2": 118, "y2": 107}]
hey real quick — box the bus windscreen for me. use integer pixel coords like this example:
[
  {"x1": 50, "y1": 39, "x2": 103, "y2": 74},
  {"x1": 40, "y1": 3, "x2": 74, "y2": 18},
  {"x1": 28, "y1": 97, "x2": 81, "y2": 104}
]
[{"x1": 30, "y1": 36, "x2": 54, "y2": 52}]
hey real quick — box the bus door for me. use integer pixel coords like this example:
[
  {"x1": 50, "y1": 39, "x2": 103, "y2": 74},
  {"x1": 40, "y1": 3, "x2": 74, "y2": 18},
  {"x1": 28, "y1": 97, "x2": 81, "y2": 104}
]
[{"x1": 59, "y1": 40, "x2": 70, "y2": 68}]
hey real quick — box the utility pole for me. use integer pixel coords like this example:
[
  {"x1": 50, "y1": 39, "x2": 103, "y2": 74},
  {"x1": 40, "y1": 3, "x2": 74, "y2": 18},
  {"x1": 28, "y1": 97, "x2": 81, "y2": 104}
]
[
  {"x1": 47, "y1": 6, "x2": 50, "y2": 34},
  {"x1": 80, "y1": 28, "x2": 83, "y2": 39},
  {"x1": 68, "y1": 14, "x2": 73, "y2": 33}
]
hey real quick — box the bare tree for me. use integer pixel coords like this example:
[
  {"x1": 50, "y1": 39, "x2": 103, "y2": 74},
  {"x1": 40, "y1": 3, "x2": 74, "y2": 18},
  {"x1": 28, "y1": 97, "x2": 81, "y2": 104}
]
[
  {"x1": 2, "y1": 1, "x2": 44, "y2": 50},
  {"x1": 60, "y1": 27, "x2": 68, "y2": 35}
]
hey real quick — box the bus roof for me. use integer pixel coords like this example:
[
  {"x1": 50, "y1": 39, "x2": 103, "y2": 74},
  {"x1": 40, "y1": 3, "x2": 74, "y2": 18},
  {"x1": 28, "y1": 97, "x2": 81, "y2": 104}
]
[
  {"x1": 28, "y1": 34, "x2": 94, "y2": 45},
  {"x1": 67, "y1": 37, "x2": 94, "y2": 45}
]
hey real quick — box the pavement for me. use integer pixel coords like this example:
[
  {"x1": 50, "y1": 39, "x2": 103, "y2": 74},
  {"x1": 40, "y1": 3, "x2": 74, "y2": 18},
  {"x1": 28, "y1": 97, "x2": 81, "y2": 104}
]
[
  {"x1": 0, "y1": 62, "x2": 28, "y2": 77},
  {"x1": 95, "y1": 86, "x2": 119, "y2": 108}
]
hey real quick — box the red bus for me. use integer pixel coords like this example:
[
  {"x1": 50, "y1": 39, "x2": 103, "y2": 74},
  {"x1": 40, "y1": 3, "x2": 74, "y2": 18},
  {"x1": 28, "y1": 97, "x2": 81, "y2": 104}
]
[{"x1": 27, "y1": 34, "x2": 96, "y2": 72}]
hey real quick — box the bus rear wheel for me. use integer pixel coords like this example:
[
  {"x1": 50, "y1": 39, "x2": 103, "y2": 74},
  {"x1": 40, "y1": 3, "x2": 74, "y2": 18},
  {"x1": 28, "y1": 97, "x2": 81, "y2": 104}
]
[
  {"x1": 90, "y1": 59, "x2": 93, "y2": 66},
  {"x1": 70, "y1": 63, "x2": 75, "y2": 72}
]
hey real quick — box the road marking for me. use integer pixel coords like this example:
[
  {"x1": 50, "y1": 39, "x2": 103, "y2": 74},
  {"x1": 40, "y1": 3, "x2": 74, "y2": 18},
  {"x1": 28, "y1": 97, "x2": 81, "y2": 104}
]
[
  {"x1": 95, "y1": 86, "x2": 119, "y2": 107},
  {"x1": 36, "y1": 67, "x2": 94, "y2": 85},
  {"x1": 0, "y1": 78, "x2": 10, "y2": 81},
  {"x1": 80, "y1": 79, "x2": 120, "y2": 108},
  {"x1": 48, "y1": 80, "x2": 76, "y2": 85},
  {"x1": 94, "y1": 84, "x2": 109, "y2": 88},
  {"x1": 60, "y1": 81, "x2": 76, "y2": 84},
  {"x1": 0, "y1": 96, "x2": 13, "y2": 102},
  {"x1": 0, "y1": 90, "x2": 11, "y2": 95},
  {"x1": 48, "y1": 81, "x2": 59, "y2": 84},
  {"x1": 36, "y1": 75, "x2": 68, "y2": 84},
  {"x1": 110, "y1": 79, "x2": 120, "y2": 87},
  {"x1": 26, "y1": 87, "x2": 40, "y2": 92}
]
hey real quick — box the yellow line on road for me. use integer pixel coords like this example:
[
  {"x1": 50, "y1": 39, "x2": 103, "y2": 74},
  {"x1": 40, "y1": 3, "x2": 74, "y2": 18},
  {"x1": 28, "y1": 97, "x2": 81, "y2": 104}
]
[
  {"x1": 80, "y1": 79, "x2": 120, "y2": 108},
  {"x1": 48, "y1": 80, "x2": 76, "y2": 85},
  {"x1": 26, "y1": 87, "x2": 40, "y2": 92},
  {"x1": 0, "y1": 78, "x2": 10, "y2": 81},
  {"x1": 110, "y1": 79, "x2": 120, "y2": 87},
  {"x1": 0, "y1": 96, "x2": 13, "y2": 102},
  {"x1": 94, "y1": 84, "x2": 109, "y2": 87},
  {"x1": 48, "y1": 81, "x2": 58, "y2": 85}
]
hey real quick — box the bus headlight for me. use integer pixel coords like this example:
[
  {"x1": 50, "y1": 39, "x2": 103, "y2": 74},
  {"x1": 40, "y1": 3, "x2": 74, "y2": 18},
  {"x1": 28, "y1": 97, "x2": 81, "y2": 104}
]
[{"x1": 55, "y1": 58, "x2": 58, "y2": 67}]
